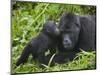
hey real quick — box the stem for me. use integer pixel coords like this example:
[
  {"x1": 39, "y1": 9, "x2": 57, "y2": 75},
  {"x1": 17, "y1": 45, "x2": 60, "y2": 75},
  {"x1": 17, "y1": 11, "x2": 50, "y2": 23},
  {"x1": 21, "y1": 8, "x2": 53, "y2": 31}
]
[{"x1": 29, "y1": 4, "x2": 49, "y2": 26}]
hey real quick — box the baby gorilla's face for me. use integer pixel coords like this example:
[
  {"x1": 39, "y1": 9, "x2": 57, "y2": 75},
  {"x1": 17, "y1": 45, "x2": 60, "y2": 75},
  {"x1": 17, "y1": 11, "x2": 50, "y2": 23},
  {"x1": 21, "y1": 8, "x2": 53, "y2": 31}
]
[{"x1": 44, "y1": 21, "x2": 60, "y2": 37}]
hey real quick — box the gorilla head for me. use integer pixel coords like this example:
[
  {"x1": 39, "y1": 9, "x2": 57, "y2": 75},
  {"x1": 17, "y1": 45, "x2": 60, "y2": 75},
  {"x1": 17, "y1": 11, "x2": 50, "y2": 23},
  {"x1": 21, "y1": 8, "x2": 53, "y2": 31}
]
[
  {"x1": 43, "y1": 21, "x2": 60, "y2": 38},
  {"x1": 59, "y1": 12, "x2": 81, "y2": 50}
]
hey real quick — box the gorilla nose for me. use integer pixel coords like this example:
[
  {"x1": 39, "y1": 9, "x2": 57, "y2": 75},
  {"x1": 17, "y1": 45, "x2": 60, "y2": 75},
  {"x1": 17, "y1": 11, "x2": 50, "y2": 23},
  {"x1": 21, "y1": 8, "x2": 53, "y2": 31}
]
[{"x1": 63, "y1": 40, "x2": 72, "y2": 48}]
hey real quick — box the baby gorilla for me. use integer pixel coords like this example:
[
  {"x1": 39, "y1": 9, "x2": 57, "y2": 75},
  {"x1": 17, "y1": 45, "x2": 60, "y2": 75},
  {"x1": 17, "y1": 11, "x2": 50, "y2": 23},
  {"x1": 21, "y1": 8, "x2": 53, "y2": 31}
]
[{"x1": 16, "y1": 21, "x2": 60, "y2": 67}]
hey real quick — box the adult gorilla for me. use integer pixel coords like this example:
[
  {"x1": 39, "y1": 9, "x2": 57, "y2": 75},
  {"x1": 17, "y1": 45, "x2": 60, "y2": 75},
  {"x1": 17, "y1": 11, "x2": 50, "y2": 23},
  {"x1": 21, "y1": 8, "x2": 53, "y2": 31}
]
[{"x1": 55, "y1": 12, "x2": 96, "y2": 63}]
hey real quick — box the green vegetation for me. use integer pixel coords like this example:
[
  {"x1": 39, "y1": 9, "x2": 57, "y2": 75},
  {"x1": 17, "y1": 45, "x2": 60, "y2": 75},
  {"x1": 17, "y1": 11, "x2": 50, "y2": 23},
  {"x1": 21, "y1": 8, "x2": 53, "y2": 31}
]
[{"x1": 12, "y1": 1, "x2": 96, "y2": 74}]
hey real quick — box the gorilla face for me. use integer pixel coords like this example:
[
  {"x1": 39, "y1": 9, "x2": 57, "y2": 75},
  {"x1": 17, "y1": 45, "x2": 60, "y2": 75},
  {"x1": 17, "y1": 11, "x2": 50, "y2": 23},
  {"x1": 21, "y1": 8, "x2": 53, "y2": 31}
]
[
  {"x1": 43, "y1": 21, "x2": 60, "y2": 37},
  {"x1": 59, "y1": 13, "x2": 81, "y2": 50}
]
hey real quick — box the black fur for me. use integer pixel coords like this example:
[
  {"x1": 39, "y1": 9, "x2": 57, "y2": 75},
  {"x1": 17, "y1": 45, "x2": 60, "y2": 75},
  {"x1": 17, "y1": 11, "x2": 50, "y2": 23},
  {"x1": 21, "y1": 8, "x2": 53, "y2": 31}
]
[
  {"x1": 16, "y1": 21, "x2": 60, "y2": 67},
  {"x1": 55, "y1": 12, "x2": 96, "y2": 63},
  {"x1": 76, "y1": 15, "x2": 96, "y2": 51}
]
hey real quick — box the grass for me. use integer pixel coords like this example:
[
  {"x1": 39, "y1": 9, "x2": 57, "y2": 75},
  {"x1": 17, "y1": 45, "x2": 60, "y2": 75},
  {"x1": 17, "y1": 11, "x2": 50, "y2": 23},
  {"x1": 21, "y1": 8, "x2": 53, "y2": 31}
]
[
  {"x1": 12, "y1": 1, "x2": 96, "y2": 74},
  {"x1": 12, "y1": 50, "x2": 96, "y2": 74}
]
